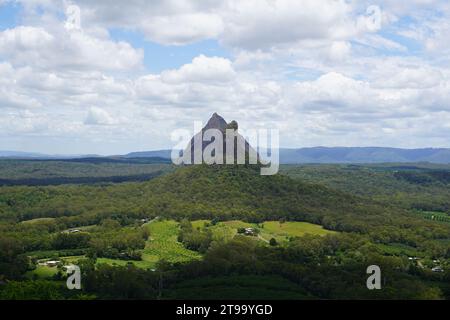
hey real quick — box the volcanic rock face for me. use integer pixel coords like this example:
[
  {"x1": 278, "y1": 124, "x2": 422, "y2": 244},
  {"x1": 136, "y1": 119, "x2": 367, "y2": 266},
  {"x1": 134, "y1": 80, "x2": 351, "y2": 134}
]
[{"x1": 182, "y1": 113, "x2": 258, "y2": 165}]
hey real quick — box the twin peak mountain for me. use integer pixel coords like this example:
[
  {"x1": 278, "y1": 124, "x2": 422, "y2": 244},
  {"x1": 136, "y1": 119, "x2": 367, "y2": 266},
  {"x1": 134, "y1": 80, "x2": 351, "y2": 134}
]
[{"x1": 182, "y1": 113, "x2": 259, "y2": 164}]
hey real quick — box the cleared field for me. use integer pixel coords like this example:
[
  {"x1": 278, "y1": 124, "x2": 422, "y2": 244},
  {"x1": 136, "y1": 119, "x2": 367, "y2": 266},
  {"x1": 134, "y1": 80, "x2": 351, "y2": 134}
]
[
  {"x1": 142, "y1": 220, "x2": 202, "y2": 265},
  {"x1": 191, "y1": 219, "x2": 336, "y2": 244},
  {"x1": 262, "y1": 221, "x2": 335, "y2": 237},
  {"x1": 191, "y1": 220, "x2": 210, "y2": 229},
  {"x1": 96, "y1": 257, "x2": 156, "y2": 269},
  {"x1": 25, "y1": 265, "x2": 58, "y2": 279},
  {"x1": 25, "y1": 219, "x2": 335, "y2": 273},
  {"x1": 221, "y1": 220, "x2": 253, "y2": 229},
  {"x1": 21, "y1": 217, "x2": 55, "y2": 224},
  {"x1": 96, "y1": 220, "x2": 201, "y2": 269}
]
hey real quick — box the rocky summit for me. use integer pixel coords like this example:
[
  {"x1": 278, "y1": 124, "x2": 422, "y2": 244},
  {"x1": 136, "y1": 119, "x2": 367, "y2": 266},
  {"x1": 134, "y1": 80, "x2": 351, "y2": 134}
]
[{"x1": 182, "y1": 113, "x2": 259, "y2": 165}]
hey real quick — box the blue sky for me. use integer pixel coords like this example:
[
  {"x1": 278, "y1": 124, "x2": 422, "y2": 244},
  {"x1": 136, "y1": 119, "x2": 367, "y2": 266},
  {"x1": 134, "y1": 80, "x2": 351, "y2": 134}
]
[
  {"x1": 109, "y1": 29, "x2": 230, "y2": 73},
  {"x1": 0, "y1": 1, "x2": 230, "y2": 72},
  {"x1": 0, "y1": 0, "x2": 449, "y2": 154},
  {"x1": 0, "y1": 1, "x2": 21, "y2": 30}
]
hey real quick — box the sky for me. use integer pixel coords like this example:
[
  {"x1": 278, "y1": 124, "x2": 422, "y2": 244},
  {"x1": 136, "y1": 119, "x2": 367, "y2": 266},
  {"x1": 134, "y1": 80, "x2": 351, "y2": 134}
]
[{"x1": 1, "y1": 0, "x2": 450, "y2": 155}]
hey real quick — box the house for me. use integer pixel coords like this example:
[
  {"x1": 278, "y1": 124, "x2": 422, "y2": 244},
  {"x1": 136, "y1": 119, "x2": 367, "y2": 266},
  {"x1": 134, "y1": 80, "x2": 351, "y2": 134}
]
[
  {"x1": 244, "y1": 228, "x2": 255, "y2": 236},
  {"x1": 431, "y1": 266, "x2": 444, "y2": 273},
  {"x1": 45, "y1": 260, "x2": 61, "y2": 267}
]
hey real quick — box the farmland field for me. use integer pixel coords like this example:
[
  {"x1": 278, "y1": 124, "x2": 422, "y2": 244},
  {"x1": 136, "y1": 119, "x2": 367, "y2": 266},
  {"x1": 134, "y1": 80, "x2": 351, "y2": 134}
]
[
  {"x1": 95, "y1": 219, "x2": 337, "y2": 270},
  {"x1": 143, "y1": 220, "x2": 202, "y2": 265},
  {"x1": 262, "y1": 221, "x2": 335, "y2": 238},
  {"x1": 89, "y1": 220, "x2": 203, "y2": 269},
  {"x1": 21, "y1": 217, "x2": 56, "y2": 224},
  {"x1": 26, "y1": 265, "x2": 58, "y2": 279},
  {"x1": 191, "y1": 219, "x2": 336, "y2": 244}
]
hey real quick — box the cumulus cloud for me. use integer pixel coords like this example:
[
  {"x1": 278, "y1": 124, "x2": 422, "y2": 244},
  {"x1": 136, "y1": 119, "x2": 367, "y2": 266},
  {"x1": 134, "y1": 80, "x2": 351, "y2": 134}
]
[
  {"x1": 374, "y1": 67, "x2": 443, "y2": 89},
  {"x1": 161, "y1": 55, "x2": 235, "y2": 84},
  {"x1": 0, "y1": 21, "x2": 143, "y2": 72},
  {"x1": 24, "y1": 0, "x2": 392, "y2": 51},
  {"x1": 84, "y1": 107, "x2": 117, "y2": 125},
  {"x1": 139, "y1": 13, "x2": 224, "y2": 45},
  {"x1": 0, "y1": 88, "x2": 42, "y2": 109},
  {"x1": 1, "y1": 0, "x2": 450, "y2": 153}
]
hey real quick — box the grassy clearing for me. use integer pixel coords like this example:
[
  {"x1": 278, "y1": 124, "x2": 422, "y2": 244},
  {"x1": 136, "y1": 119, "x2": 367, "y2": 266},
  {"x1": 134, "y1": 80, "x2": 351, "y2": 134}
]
[
  {"x1": 191, "y1": 220, "x2": 210, "y2": 229},
  {"x1": 21, "y1": 217, "x2": 55, "y2": 224},
  {"x1": 221, "y1": 220, "x2": 254, "y2": 229},
  {"x1": 26, "y1": 219, "x2": 335, "y2": 273},
  {"x1": 209, "y1": 224, "x2": 236, "y2": 242},
  {"x1": 143, "y1": 220, "x2": 202, "y2": 265},
  {"x1": 96, "y1": 257, "x2": 156, "y2": 269},
  {"x1": 60, "y1": 255, "x2": 86, "y2": 264},
  {"x1": 25, "y1": 265, "x2": 58, "y2": 279},
  {"x1": 95, "y1": 220, "x2": 201, "y2": 269},
  {"x1": 191, "y1": 219, "x2": 336, "y2": 244},
  {"x1": 262, "y1": 221, "x2": 335, "y2": 237}
]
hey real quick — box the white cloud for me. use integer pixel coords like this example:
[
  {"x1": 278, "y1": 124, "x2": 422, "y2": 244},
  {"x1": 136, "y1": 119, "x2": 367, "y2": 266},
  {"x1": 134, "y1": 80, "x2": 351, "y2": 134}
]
[
  {"x1": 2, "y1": 1, "x2": 450, "y2": 153},
  {"x1": 373, "y1": 66, "x2": 443, "y2": 89},
  {"x1": 139, "y1": 13, "x2": 223, "y2": 45},
  {"x1": 161, "y1": 55, "x2": 235, "y2": 84},
  {"x1": 328, "y1": 41, "x2": 352, "y2": 61},
  {"x1": 64, "y1": 0, "x2": 224, "y2": 46},
  {"x1": 84, "y1": 107, "x2": 117, "y2": 125},
  {"x1": 0, "y1": 88, "x2": 42, "y2": 109},
  {"x1": 27, "y1": 0, "x2": 390, "y2": 51},
  {"x1": 0, "y1": 23, "x2": 143, "y2": 72},
  {"x1": 220, "y1": 0, "x2": 354, "y2": 50}
]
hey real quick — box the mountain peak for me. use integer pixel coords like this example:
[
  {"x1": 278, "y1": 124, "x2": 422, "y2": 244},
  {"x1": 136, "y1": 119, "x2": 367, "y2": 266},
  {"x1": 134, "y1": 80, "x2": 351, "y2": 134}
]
[
  {"x1": 182, "y1": 113, "x2": 259, "y2": 165},
  {"x1": 205, "y1": 113, "x2": 228, "y2": 132}
]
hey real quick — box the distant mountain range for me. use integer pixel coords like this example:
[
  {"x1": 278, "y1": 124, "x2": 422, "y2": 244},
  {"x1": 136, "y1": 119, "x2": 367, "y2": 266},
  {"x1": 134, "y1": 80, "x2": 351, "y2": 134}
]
[
  {"x1": 124, "y1": 150, "x2": 173, "y2": 159},
  {"x1": 3, "y1": 147, "x2": 450, "y2": 164},
  {"x1": 276, "y1": 147, "x2": 450, "y2": 164},
  {"x1": 0, "y1": 151, "x2": 99, "y2": 159},
  {"x1": 123, "y1": 147, "x2": 450, "y2": 164}
]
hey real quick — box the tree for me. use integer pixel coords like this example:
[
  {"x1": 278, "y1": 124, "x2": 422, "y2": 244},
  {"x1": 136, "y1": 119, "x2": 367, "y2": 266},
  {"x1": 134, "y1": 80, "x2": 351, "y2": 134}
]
[
  {"x1": 52, "y1": 232, "x2": 91, "y2": 250},
  {"x1": 269, "y1": 238, "x2": 278, "y2": 246},
  {"x1": 0, "y1": 280, "x2": 64, "y2": 300}
]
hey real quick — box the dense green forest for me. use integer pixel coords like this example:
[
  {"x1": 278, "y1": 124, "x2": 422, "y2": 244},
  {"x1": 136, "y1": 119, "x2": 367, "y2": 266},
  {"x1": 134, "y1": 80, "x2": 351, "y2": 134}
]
[
  {"x1": 280, "y1": 163, "x2": 450, "y2": 214},
  {"x1": 0, "y1": 161, "x2": 449, "y2": 299},
  {"x1": 0, "y1": 159, "x2": 172, "y2": 185}
]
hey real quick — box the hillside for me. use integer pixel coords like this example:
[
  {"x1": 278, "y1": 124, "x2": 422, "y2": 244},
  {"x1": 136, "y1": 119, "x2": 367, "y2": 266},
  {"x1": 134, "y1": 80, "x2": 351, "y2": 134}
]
[
  {"x1": 140, "y1": 165, "x2": 450, "y2": 239},
  {"x1": 145, "y1": 164, "x2": 363, "y2": 224},
  {"x1": 1, "y1": 163, "x2": 449, "y2": 256}
]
